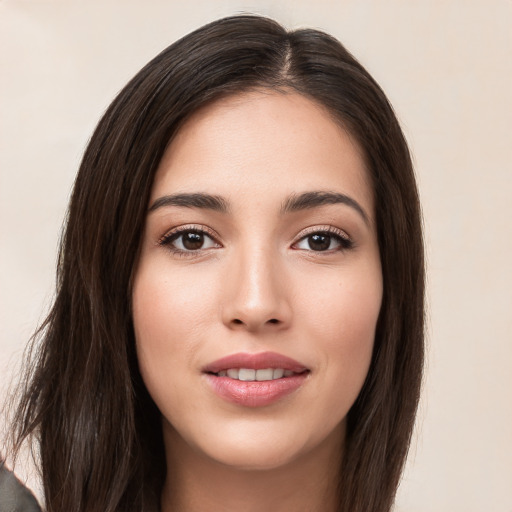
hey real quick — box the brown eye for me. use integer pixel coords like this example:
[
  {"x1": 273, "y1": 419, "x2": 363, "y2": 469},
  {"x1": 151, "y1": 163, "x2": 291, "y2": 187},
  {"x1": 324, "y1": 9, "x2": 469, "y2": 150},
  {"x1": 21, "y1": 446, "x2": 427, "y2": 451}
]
[
  {"x1": 161, "y1": 228, "x2": 220, "y2": 253},
  {"x1": 307, "y1": 233, "x2": 332, "y2": 251},
  {"x1": 181, "y1": 231, "x2": 204, "y2": 250},
  {"x1": 294, "y1": 229, "x2": 353, "y2": 252}
]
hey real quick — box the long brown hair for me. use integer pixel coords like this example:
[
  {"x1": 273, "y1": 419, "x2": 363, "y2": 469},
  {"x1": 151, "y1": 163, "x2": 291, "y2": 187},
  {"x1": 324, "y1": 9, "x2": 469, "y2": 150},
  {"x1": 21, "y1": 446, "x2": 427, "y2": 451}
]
[{"x1": 9, "y1": 14, "x2": 424, "y2": 512}]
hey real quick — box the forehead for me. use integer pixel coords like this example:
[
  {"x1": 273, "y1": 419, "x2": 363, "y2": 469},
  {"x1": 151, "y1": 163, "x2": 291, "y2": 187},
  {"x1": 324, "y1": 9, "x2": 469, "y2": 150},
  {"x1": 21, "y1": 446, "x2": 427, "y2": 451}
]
[{"x1": 152, "y1": 90, "x2": 374, "y2": 218}]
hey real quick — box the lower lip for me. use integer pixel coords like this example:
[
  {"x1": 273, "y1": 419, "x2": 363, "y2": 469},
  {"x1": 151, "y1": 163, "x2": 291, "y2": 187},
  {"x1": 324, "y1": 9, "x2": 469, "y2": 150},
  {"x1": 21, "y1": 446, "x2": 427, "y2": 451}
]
[{"x1": 205, "y1": 373, "x2": 308, "y2": 407}]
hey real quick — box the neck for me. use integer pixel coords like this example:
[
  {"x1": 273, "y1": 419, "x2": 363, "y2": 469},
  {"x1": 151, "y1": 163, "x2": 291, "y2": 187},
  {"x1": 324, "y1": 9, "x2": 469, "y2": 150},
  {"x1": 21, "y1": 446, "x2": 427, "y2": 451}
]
[{"x1": 161, "y1": 423, "x2": 343, "y2": 512}]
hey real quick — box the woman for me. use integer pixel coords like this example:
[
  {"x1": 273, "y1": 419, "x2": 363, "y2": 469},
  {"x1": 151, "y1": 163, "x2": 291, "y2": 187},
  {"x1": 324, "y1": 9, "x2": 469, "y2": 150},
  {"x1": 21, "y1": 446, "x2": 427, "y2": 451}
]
[{"x1": 8, "y1": 14, "x2": 424, "y2": 512}]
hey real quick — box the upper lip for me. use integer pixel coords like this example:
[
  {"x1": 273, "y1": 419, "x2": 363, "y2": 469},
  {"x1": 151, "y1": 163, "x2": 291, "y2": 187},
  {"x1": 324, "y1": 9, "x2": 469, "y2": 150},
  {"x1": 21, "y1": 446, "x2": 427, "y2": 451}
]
[{"x1": 203, "y1": 352, "x2": 308, "y2": 374}]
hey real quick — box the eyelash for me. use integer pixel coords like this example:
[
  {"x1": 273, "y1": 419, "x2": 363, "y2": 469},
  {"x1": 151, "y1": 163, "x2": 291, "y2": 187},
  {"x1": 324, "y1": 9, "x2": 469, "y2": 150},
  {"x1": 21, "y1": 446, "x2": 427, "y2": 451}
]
[
  {"x1": 158, "y1": 225, "x2": 221, "y2": 257},
  {"x1": 292, "y1": 225, "x2": 353, "y2": 252},
  {"x1": 158, "y1": 224, "x2": 353, "y2": 257}
]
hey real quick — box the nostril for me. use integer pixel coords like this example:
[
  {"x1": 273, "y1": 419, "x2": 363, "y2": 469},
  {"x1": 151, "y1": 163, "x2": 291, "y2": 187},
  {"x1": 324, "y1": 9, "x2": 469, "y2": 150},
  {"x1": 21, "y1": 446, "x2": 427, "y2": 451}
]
[{"x1": 228, "y1": 317, "x2": 284, "y2": 329}]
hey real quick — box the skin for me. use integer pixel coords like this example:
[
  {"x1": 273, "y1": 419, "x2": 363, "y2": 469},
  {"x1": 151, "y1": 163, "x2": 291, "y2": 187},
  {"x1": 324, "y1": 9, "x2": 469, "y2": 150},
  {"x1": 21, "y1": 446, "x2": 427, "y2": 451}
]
[{"x1": 132, "y1": 90, "x2": 383, "y2": 512}]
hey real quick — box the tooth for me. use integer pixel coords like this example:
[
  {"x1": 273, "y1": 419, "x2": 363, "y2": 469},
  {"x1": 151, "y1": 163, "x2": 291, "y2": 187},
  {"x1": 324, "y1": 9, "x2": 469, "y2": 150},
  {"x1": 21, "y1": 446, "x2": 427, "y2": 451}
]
[
  {"x1": 238, "y1": 369, "x2": 256, "y2": 381},
  {"x1": 227, "y1": 369, "x2": 239, "y2": 379},
  {"x1": 255, "y1": 368, "x2": 274, "y2": 381},
  {"x1": 283, "y1": 370, "x2": 294, "y2": 377},
  {"x1": 217, "y1": 370, "x2": 227, "y2": 377},
  {"x1": 273, "y1": 368, "x2": 284, "y2": 379}
]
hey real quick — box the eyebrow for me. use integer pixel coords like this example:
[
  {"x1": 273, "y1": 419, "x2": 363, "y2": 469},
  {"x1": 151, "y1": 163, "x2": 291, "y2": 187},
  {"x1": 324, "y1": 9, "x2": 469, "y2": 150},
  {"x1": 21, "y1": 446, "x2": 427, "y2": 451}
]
[
  {"x1": 148, "y1": 193, "x2": 229, "y2": 213},
  {"x1": 281, "y1": 191, "x2": 370, "y2": 225},
  {"x1": 148, "y1": 190, "x2": 369, "y2": 225}
]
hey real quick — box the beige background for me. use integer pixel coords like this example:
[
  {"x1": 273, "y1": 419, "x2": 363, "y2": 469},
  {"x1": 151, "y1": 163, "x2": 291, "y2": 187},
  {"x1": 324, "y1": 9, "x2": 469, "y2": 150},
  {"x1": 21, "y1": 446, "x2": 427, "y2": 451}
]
[{"x1": 1, "y1": 1, "x2": 511, "y2": 510}]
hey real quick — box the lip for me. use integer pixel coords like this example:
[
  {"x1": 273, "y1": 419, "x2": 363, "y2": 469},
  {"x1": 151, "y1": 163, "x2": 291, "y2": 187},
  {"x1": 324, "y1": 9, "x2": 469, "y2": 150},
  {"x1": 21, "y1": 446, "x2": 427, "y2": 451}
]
[
  {"x1": 203, "y1": 351, "x2": 308, "y2": 373},
  {"x1": 203, "y1": 352, "x2": 309, "y2": 407}
]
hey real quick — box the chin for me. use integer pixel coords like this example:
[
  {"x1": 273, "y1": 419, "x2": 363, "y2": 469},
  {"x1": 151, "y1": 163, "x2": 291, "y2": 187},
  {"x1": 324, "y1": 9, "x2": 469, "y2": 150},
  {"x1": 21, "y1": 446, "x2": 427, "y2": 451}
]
[
  {"x1": 164, "y1": 415, "x2": 345, "y2": 473},
  {"x1": 207, "y1": 438, "x2": 305, "y2": 472}
]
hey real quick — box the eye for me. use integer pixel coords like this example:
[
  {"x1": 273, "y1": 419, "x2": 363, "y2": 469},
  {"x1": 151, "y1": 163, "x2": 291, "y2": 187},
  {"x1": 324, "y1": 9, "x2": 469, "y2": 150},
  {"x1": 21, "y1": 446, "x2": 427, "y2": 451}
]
[
  {"x1": 159, "y1": 227, "x2": 220, "y2": 254},
  {"x1": 293, "y1": 229, "x2": 353, "y2": 252}
]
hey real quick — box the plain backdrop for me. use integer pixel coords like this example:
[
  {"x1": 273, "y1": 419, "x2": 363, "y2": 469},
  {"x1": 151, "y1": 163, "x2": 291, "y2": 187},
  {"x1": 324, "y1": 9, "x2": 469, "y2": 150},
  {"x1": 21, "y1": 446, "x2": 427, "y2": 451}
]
[{"x1": 1, "y1": 1, "x2": 511, "y2": 510}]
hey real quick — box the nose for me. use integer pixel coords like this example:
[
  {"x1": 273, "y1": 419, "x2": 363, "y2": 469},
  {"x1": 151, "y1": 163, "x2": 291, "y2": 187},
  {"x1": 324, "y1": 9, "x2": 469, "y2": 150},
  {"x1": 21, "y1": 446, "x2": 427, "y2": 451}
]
[{"x1": 221, "y1": 245, "x2": 292, "y2": 333}]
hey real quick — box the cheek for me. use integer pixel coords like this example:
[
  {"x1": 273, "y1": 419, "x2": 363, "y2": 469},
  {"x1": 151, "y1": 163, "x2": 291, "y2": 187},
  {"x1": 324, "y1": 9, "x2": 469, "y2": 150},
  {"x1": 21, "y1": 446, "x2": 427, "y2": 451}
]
[
  {"x1": 132, "y1": 260, "x2": 213, "y2": 342},
  {"x1": 131, "y1": 262, "x2": 212, "y2": 403},
  {"x1": 301, "y1": 261, "x2": 382, "y2": 340},
  {"x1": 298, "y1": 262, "x2": 382, "y2": 403}
]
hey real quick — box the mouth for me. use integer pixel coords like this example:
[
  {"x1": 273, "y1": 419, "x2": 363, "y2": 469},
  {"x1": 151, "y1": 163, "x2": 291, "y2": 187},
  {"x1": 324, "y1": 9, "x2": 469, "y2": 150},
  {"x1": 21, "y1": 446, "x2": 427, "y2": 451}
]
[
  {"x1": 213, "y1": 368, "x2": 300, "y2": 381},
  {"x1": 203, "y1": 351, "x2": 309, "y2": 374},
  {"x1": 203, "y1": 352, "x2": 310, "y2": 407}
]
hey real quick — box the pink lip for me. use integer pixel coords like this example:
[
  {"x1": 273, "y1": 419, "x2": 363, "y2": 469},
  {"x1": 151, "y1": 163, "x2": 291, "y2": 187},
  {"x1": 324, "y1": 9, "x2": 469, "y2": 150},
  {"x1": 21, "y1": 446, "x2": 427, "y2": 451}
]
[
  {"x1": 203, "y1": 351, "x2": 308, "y2": 373},
  {"x1": 203, "y1": 352, "x2": 309, "y2": 408}
]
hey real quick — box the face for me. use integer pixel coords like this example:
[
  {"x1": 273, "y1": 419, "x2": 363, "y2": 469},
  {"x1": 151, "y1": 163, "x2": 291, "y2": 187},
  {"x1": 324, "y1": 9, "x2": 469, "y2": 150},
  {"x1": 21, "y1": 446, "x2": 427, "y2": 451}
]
[{"x1": 132, "y1": 91, "x2": 382, "y2": 472}]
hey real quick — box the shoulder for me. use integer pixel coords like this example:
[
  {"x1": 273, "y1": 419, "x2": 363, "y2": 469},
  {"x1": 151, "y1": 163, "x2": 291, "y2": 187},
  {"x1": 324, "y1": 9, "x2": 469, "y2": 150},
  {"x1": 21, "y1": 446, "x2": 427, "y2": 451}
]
[{"x1": 0, "y1": 465, "x2": 42, "y2": 512}]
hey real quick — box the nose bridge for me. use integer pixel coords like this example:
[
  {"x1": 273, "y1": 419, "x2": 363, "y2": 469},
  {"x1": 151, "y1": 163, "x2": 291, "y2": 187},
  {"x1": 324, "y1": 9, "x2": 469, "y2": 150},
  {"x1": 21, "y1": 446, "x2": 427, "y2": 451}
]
[{"x1": 223, "y1": 238, "x2": 290, "y2": 331}]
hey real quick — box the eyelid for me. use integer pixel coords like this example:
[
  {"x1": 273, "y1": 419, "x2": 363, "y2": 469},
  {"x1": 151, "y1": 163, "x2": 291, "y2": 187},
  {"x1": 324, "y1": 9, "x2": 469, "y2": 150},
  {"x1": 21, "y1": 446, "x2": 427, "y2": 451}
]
[
  {"x1": 158, "y1": 224, "x2": 222, "y2": 248},
  {"x1": 294, "y1": 225, "x2": 351, "y2": 243},
  {"x1": 292, "y1": 225, "x2": 354, "y2": 251}
]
